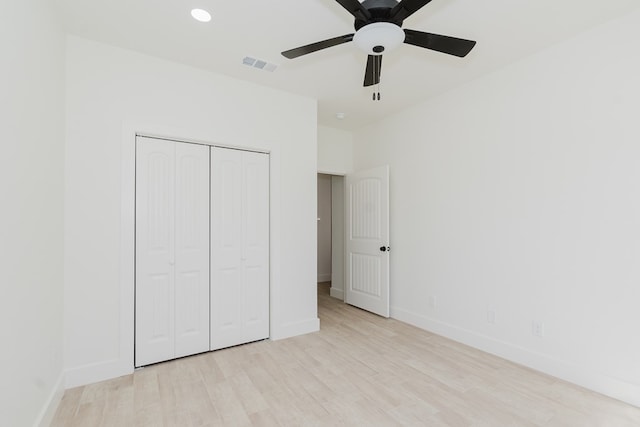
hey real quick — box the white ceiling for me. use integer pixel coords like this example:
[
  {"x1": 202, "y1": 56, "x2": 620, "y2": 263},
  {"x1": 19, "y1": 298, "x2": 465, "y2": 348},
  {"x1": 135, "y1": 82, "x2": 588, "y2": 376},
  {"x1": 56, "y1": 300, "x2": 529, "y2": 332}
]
[{"x1": 57, "y1": 0, "x2": 639, "y2": 131}]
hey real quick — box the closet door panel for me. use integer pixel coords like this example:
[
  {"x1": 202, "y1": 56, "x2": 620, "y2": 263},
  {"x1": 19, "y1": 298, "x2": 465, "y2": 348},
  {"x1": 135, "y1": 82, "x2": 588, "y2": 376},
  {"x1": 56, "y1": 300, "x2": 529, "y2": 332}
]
[
  {"x1": 211, "y1": 148, "x2": 269, "y2": 350},
  {"x1": 135, "y1": 137, "x2": 176, "y2": 367},
  {"x1": 241, "y1": 152, "x2": 270, "y2": 339},
  {"x1": 174, "y1": 143, "x2": 210, "y2": 358},
  {"x1": 210, "y1": 148, "x2": 244, "y2": 349}
]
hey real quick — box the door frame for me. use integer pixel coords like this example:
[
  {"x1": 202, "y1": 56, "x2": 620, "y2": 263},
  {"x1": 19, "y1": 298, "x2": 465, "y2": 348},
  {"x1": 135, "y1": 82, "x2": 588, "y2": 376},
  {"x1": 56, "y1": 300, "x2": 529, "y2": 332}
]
[
  {"x1": 317, "y1": 171, "x2": 347, "y2": 302},
  {"x1": 120, "y1": 124, "x2": 274, "y2": 374},
  {"x1": 317, "y1": 166, "x2": 391, "y2": 314}
]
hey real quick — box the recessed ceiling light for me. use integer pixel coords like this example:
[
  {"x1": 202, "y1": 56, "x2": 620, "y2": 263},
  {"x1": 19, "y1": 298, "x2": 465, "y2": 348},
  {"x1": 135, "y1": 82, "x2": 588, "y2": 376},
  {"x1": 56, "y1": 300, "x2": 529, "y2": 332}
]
[
  {"x1": 336, "y1": 112, "x2": 346, "y2": 120},
  {"x1": 191, "y1": 8, "x2": 211, "y2": 23}
]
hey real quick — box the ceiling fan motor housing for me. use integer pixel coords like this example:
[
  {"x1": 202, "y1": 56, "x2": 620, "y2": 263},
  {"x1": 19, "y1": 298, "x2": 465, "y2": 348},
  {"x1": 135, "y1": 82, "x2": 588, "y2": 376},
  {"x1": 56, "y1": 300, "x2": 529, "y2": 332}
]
[
  {"x1": 352, "y1": 0, "x2": 406, "y2": 55},
  {"x1": 355, "y1": 0, "x2": 404, "y2": 29}
]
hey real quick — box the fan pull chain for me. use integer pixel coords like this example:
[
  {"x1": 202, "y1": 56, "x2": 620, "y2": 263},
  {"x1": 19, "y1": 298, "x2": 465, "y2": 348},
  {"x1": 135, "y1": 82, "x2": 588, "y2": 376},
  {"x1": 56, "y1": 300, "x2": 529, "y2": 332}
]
[
  {"x1": 376, "y1": 58, "x2": 381, "y2": 101},
  {"x1": 373, "y1": 83, "x2": 381, "y2": 102}
]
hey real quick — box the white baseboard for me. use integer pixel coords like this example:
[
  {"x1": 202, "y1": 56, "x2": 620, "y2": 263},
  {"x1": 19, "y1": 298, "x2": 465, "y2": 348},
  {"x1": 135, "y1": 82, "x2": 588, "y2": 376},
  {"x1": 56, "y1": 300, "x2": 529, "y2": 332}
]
[
  {"x1": 329, "y1": 287, "x2": 344, "y2": 300},
  {"x1": 65, "y1": 359, "x2": 133, "y2": 389},
  {"x1": 64, "y1": 318, "x2": 320, "y2": 389},
  {"x1": 271, "y1": 317, "x2": 320, "y2": 341},
  {"x1": 34, "y1": 372, "x2": 65, "y2": 427},
  {"x1": 391, "y1": 306, "x2": 640, "y2": 408},
  {"x1": 317, "y1": 273, "x2": 331, "y2": 283}
]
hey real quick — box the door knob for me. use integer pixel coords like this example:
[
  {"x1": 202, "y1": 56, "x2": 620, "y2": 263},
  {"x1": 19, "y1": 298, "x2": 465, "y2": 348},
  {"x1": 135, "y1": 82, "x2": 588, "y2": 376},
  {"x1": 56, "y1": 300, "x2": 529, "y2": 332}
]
[{"x1": 379, "y1": 246, "x2": 390, "y2": 252}]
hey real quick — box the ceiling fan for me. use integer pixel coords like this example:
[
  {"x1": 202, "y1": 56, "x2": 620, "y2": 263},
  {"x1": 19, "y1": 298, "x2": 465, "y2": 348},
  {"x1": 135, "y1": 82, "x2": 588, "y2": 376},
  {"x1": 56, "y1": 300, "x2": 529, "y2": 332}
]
[{"x1": 281, "y1": 0, "x2": 476, "y2": 89}]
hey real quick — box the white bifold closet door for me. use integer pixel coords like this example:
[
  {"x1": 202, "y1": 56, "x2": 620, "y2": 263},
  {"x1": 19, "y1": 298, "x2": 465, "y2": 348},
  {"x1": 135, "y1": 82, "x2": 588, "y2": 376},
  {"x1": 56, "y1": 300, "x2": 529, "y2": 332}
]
[
  {"x1": 135, "y1": 137, "x2": 210, "y2": 367},
  {"x1": 210, "y1": 147, "x2": 269, "y2": 350}
]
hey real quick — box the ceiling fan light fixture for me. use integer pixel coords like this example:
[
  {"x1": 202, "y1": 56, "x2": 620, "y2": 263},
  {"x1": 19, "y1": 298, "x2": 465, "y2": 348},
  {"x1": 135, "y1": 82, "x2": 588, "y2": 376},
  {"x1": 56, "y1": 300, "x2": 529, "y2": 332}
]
[{"x1": 353, "y1": 22, "x2": 405, "y2": 56}]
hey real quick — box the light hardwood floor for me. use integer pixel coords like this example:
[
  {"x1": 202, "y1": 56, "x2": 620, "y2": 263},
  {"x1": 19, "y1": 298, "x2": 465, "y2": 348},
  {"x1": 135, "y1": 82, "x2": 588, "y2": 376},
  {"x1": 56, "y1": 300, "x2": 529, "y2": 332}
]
[{"x1": 52, "y1": 283, "x2": 640, "y2": 426}]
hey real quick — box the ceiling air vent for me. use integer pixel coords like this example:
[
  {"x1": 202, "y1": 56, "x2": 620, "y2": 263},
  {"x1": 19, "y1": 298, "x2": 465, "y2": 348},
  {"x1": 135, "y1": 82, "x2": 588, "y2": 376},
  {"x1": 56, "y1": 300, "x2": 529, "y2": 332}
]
[{"x1": 242, "y1": 56, "x2": 278, "y2": 72}]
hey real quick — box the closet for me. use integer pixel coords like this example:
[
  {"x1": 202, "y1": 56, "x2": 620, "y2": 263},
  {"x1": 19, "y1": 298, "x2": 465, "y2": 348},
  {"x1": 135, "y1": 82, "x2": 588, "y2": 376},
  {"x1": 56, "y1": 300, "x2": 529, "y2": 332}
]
[{"x1": 135, "y1": 136, "x2": 269, "y2": 367}]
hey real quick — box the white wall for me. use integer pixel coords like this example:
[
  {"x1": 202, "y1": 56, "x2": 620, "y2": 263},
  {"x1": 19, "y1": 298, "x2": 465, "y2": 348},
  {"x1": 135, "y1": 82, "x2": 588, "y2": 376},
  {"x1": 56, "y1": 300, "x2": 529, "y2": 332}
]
[
  {"x1": 64, "y1": 36, "x2": 319, "y2": 387},
  {"x1": 353, "y1": 8, "x2": 640, "y2": 407},
  {"x1": 0, "y1": 1, "x2": 66, "y2": 425},
  {"x1": 317, "y1": 174, "x2": 332, "y2": 282},
  {"x1": 318, "y1": 125, "x2": 354, "y2": 175}
]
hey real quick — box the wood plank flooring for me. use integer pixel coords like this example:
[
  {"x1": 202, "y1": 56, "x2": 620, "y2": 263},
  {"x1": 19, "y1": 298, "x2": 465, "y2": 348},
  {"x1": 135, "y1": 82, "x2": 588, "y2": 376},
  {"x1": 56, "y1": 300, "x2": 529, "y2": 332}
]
[{"x1": 51, "y1": 283, "x2": 640, "y2": 426}]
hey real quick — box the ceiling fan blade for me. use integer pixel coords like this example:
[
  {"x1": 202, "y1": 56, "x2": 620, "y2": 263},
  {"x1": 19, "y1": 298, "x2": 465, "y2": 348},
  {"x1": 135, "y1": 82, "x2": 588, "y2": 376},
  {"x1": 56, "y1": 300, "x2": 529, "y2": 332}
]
[
  {"x1": 335, "y1": 0, "x2": 372, "y2": 21},
  {"x1": 390, "y1": 0, "x2": 435, "y2": 22},
  {"x1": 404, "y1": 29, "x2": 476, "y2": 57},
  {"x1": 281, "y1": 34, "x2": 354, "y2": 59},
  {"x1": 363, "y1": 55, "x2": 382, "y2": 87}
]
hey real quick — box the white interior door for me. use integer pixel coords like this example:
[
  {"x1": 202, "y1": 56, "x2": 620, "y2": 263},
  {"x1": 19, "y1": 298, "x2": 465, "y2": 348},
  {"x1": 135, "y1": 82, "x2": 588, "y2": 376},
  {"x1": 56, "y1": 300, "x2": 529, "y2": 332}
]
[
  {"x1": 345, "y1": 165, "x2": 390, "y2": 317},
  {"x1": 210, "y1": 148, "x2": 269, "y2": 350},
  {"x1": 135, "y1": 137, "x2": 209, "y2": 367}
]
